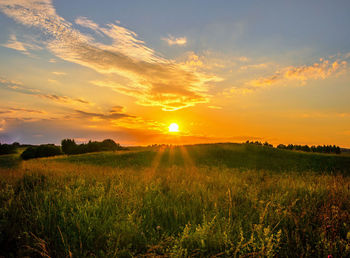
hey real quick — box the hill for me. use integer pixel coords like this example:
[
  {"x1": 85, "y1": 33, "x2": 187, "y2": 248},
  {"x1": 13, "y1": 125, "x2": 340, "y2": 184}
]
[
  {"x1": 51, "y1": 143, "x2": 350, "y2": 173},
  {"x1": 0, "y1": 143, "x2": 349, "y2": 257}
]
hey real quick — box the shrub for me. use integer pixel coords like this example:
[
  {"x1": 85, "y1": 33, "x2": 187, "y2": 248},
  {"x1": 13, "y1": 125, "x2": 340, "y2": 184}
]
[
  {"x1": 0, "y1": 143, "x2": 18, "y2": 155},
  {"x1": 21, "y1": 144, "x2": 62, "y2": 160},
  {"x1": 20, "y1": 147, "x2": 37, "y2": 160}
]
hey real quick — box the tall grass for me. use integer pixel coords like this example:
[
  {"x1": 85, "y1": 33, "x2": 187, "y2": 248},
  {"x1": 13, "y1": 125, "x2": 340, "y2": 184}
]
[{"x1": 0, "y1": 144, "x2": 350, "y2": 257}]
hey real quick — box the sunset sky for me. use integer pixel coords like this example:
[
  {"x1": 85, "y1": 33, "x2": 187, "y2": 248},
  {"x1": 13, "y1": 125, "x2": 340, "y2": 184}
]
[{"x1": 0, "y1": 0, "x2": 350, "y2": 147}]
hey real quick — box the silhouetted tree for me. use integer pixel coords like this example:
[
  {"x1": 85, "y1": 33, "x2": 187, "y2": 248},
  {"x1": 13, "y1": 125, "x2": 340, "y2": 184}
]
[
  {"x1": 101, "y1": 139, "x2": 120, "y2": 151},
  {"x1": 277, "y1": 144, "x2": 287, "y2": 149},
  {"x1": 0, "y1": 142, "x2": 18, "y2": 155},
  {"x1": 61, "y1": 138, "x2": 123, "y2": 155},
  {"x1": 21, "y1": 144, "x2": 62, "y2": 160},
  {"x1": 61, "y1": 139, "x2": 77, "y2": 155}
]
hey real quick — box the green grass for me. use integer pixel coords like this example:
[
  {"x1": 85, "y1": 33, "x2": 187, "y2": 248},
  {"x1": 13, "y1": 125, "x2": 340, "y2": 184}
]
[
  {"x1": 0, "y1": 143, "x2": 350, "y2": 257},
  {"x1": 54, "y1": 143, "x2": 350, "y2": 173}
]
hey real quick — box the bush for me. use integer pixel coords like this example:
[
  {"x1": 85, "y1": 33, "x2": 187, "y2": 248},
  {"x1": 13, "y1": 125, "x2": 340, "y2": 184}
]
[
  {"x1": 21, "y1": 144, "x2": 62, "y2": 160},
  {"x1": 0, "y1": 143, "x2": 18, "y2": 155}
]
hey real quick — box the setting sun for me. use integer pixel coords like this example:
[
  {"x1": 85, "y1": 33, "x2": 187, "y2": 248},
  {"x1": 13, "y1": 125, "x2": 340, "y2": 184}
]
[{"x1": 168, "y1": 123, "x2": 179, "y2": 132}]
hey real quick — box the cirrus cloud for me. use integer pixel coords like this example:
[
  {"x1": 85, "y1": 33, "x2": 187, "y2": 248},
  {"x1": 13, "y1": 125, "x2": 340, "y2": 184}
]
[
  {"x1": 248, "y1": 58, "x2": 347, "y2": 88},
  {"x1": 162, "y1": 35, "x2": 187, "y2": 46},
  {"x1": 0, "y1": 0, "x2": 216, "y2": 111}
]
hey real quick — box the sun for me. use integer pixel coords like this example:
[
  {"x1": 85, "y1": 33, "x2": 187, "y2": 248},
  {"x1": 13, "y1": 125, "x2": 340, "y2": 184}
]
[{"x1": 168, "y1": 123, "x2": 179, "y2": 132}]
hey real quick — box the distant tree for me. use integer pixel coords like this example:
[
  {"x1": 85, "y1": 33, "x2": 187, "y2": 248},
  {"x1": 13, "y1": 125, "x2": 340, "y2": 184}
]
[
  {"x1": 263, "y1": 141, "x2": 273, "y2": 147},
  {"x1": 20, "y1": 146, "x2": 37, "y2": 160},
  {"x1": 61, "y1": 139, "x2": 77, "y2": 155},
  {"x1": 86, "y1": 141, "x2": 100, "y2": 152},
  {"x1": 277, "y1": 144, "x2": 287, "y2": 149},
  {"x1": 276, "y1": 143, "x2": 341, "y2": 154},
  {"x1": 21, "y1": 144, "x2": 62, "y2": 160},
  {"x1": 0, "y1": 143, "x2": 17, "y2": 155},
  {"x1": 36, "y1": 144, "x2": 62, "y2": 158},
  {"x1": 60, "y1": 138, "x2": 123, "y2": 155},
  {"x1": 301, "y1": 145, "x2": 310, "y2": 152},
  {"x1": 12, "y1": 142, "x2": 20, "y2": 147},
  {"x1": 101, "y1": 139, "x2": 120, "y2": 151}
]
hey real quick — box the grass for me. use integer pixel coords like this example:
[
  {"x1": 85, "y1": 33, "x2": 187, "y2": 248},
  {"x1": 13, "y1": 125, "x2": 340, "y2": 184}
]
[{"x1": 0, "y1": 143, "x2": 350, "y2": 257}]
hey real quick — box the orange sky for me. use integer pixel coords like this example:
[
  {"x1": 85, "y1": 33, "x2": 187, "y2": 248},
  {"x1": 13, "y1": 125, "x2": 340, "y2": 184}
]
[{"x1": 0, "y1": 1, "x2": 350, "y2": 147}]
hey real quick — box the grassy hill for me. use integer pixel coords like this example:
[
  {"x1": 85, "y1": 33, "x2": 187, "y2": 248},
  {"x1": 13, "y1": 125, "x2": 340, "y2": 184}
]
[
  {"x1": 0, "y1": 143, "x2": 349, "y2": 257},
  {"x1": 52, "y1": 143, "x2": 350, "y2": 173}
]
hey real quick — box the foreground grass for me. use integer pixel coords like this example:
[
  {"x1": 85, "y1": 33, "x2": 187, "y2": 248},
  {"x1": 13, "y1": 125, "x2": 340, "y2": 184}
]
[{"x1": 0, "y1": 144, "x2": 350, "y2": 257}]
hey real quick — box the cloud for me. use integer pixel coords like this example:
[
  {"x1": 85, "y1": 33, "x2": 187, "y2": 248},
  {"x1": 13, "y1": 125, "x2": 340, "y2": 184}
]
[
  {"x1": 239, "y1": 63, "x2": 270, "y2": 71},
  {"x1": 1, "y1": 33, "x2": 42, "y2": 55},
  {"x1": 6, "y1": 107, "x2": 44, "y2": 114},
  {"x1": 248, "y1": 58, "x2": 347, "y2": 88},
  {"x1": 0, "y1": 1, "x2": 215, "y2": 111},
  {"x1": 208, "y1": 105, "x2": 222, "y2": 110},
  {"x1": 162, "y1": 35, "x2": 187, "y2": 46},
  {"x1": 2, "y1": 34, "x2": 27, "y2": 52},
  {"x1": 74, "y1": 107, "x2": 132, "y2": 120},
  {"x1": 75, "y1": 16, "x2": 100, "y2": 33},
  {"x1": 0, "y1": 106, "x2": 48, "y2": 124},
  {"x1": 52, "y1": 71, "x2": 66, "y2": 76},
  {"x1": 0, "y1": 75, "x2": 91, "y2": 105}
]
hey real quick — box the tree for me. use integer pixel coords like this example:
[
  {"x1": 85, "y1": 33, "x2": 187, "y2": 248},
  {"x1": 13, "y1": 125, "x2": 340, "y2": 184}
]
[
  {"x1": 61, "y1": 139, "x2": 77, "y2": 154},
  {"x1": 21, "y1": 145, "x2": 62, "y2": 160},
  {"x1": 101, "y1": 139, "x2": 120, "y2": 151}
]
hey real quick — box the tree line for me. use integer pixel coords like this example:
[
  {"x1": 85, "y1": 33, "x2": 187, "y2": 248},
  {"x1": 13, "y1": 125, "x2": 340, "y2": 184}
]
[
  {"x1": 19, "y1": 139, "x2": 123, "y2": 160},
  {"x1": 61, "y1": 139, "x2": 124, "y2": 155},
  {"x1": 0, "y1": 142, "x2": 19, "y2": 155},
  {"x1": 245, "y1": 140, "x2": 341, "y2": 154},
  {"x1": 276, "y1": 144, "x2": 341, "y2": 154}
]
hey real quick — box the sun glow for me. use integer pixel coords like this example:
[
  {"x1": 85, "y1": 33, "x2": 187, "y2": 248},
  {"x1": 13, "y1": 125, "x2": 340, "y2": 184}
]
[{"x1": 168, "y1": 123, "x2": 179, "y2": 132}]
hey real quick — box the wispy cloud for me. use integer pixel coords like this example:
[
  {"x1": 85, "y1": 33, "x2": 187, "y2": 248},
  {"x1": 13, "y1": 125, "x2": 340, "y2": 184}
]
[
  {"x1": 0, "y1": 107, "x2": 44, "y2": 114},
  {"x1": 52, "y1": 71, "x2": 66, "y2": 76},
  {"x1": 0, "y1": 106, "x2": 48, "y2": 124},
  {"x1": 75, "y1": 16, "x2": 101, "y2": 33},
  {"x1": 1, "y1": 33, "x2": 42, "y2": 55},
  {"x1": 38, "y1": 94, "x2": 90, "y2": 105},
  {"x1": 74, "y1": 107, "x2": 132, "y2": 120},
  {"x1": 0, "y1": 75, "x2": 91, "y2": 105},
  {"x1": 208, "y1": 105, "x2": 222, "y2": 110},
  {"x1": 248, "y1": 58, "x2": 347, "y2": 88},
  {"x1": 2, "y1": 34, "x2": 27, "y2": 52},
  {"x1": 0, "y1": 1, "x2": 216, "y2": 111},
  {"x1": 162, "y1": 35, "x2": 187, "y2": 46}
]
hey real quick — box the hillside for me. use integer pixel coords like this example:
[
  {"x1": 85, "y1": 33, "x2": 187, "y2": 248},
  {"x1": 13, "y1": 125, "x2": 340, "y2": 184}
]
[
  {"x1": 0, "y1": 143, "x2": 349, "y2": 257},
  {"x1": 51, "y1": 143, "x2": 350, "y2": 173}
]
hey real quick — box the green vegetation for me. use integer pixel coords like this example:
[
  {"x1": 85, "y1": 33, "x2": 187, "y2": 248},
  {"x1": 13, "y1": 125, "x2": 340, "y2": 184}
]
[
  {"x1": 21, "y1": 144, "x2": 62, "y2": 160},
  {"x1": 0, "y1": 143, "x2": 350, "y2": 257},
  {"x1": 61, "y1": 139, "x2": 123, "y2": 155},
  {"x1": 55, "y1": 143, "x2": 350, "y2": 173},
  {"x1": 0, "y1": 142, "x2": 19, "y2": 155}
]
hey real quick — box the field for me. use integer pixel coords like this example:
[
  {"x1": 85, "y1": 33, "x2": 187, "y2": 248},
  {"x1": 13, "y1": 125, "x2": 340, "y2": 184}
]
[{"x1": 1, "y1": 143, "x2": 350, "y2": 257}]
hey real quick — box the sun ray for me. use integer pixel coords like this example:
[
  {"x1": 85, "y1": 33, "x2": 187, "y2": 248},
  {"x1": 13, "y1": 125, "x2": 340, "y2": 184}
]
[{"x1": 144, "y1": 145, "x2": 166, "y2": 181}]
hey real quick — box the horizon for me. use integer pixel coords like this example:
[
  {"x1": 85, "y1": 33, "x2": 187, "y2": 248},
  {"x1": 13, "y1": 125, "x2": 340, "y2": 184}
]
[
  {"x1": 1, "y1": 1, "x2": 350, "y2": 148},
  {"x1": 2, "y1": 140, "x2": 349, "y2": 151}
]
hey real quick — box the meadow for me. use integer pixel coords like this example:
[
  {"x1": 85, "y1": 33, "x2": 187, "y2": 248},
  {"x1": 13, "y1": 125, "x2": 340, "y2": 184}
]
[{"x1": 0, "y1": 143, "x2": 350, "y2": 257}]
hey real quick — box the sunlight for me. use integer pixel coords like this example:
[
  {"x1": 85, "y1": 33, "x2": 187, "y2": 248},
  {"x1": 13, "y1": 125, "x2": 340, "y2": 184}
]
[{"x1": 168, "y1": 123, "x2": 179, "y2": 132}]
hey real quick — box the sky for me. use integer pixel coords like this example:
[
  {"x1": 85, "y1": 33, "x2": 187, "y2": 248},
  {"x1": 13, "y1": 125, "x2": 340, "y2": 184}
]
[{"x1": 0, "y1": 0, "x2": 350, "y2": 147}]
